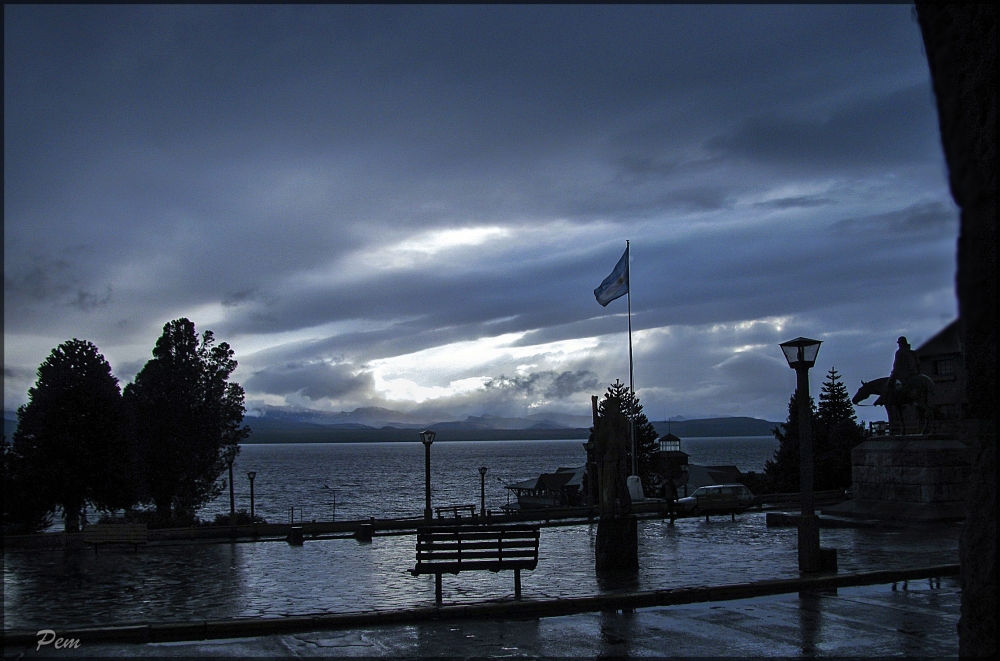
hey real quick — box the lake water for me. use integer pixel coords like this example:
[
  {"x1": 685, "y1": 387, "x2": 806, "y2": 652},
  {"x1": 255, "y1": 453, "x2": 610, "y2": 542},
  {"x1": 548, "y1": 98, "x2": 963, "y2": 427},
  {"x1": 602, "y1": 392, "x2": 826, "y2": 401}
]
[{"x1": 198, "y1": 436, "x2": 779, "y2": 525}]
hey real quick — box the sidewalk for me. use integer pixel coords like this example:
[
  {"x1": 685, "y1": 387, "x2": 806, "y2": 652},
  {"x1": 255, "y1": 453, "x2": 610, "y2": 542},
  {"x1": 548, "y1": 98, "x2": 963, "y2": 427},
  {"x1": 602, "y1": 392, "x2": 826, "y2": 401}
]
[{"x1": 7, "y1": 575, "x2": 960, "y2": 658}]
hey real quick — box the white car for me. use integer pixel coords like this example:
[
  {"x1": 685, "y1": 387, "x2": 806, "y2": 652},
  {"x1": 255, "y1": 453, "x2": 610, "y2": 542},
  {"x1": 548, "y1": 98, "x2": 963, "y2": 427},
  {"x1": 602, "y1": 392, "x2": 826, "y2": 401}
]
[{"x1": 676, "y1": 484, "x2": 756, "y2": 515}]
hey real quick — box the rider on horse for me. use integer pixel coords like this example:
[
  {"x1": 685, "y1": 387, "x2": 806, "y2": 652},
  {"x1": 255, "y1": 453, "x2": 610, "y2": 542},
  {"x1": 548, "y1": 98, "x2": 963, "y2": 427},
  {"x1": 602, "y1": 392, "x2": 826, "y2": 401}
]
[{"x1": 890, "y1": 336, "x2": 919, "y2": 390}]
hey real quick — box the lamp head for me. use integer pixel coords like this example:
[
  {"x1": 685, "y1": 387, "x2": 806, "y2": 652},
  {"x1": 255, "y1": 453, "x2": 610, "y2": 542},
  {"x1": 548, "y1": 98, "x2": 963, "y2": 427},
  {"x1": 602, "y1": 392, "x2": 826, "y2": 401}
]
[
  {"x1": 779, "y1": 337, "x2": 822, "y2": 369},
  {"x1": 479, "y1": 466, "x2": 488, "y2": 476},
  {"x1": 419, "y1": 430, "x2": 436, "y2": 446},
  {"x1": 247, "y1": 471, "x2": 257, "y2": 481}
]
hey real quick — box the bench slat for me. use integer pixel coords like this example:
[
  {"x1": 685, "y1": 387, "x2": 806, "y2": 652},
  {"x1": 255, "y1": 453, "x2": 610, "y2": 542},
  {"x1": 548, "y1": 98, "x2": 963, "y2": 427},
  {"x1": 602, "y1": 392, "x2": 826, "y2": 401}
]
[
  {"x1": 417, "y1": 550, "x2": 537, "y2": 561},
  {"x1": 411, "y1": 560, "x2": 537, "y2": 575},
  {"x1": 417, "y1": 540, "x2": 537, "y2": 551}
]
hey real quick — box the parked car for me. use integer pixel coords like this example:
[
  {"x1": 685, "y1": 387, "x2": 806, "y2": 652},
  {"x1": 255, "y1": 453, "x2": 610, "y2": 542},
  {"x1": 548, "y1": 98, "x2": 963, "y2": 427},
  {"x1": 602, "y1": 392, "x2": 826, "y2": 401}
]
[{"x1": 676, "y1": 484, "x2": 755, "y2": 515}]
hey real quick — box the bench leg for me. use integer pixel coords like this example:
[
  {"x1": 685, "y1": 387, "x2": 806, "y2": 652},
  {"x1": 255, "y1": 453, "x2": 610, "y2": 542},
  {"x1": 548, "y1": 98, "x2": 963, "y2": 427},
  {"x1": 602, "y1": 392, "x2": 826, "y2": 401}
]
[
  {"x1": 731, "y1": 512, "x2": 736, "y2": 521},
  {"x1": 435, "y1": 573, "x2": 442, "y2": 604},
  {"x1": 514, "y1": 569, "x2": 522, "y2": 600}
]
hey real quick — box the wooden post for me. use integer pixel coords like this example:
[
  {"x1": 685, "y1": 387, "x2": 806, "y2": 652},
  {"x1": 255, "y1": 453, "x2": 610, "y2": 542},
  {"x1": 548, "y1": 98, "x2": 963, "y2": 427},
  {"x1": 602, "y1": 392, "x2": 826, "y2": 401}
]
[
  {"x1": 435, "y1": 573, "x2": 442, "y2": 603},
  {"x1": 514, "y1": 568, "x2": 522, "y2": 600}
]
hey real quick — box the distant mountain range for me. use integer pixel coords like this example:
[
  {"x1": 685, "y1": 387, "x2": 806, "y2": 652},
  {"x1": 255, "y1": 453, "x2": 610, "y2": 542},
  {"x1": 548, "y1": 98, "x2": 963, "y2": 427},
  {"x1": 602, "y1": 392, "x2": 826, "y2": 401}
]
[
  {"x1": 2, "y1": 406, "x2": 779, "y2": 443},
  {"x1": 243, "y1": 405, "x2": 595, "y2": 431}
]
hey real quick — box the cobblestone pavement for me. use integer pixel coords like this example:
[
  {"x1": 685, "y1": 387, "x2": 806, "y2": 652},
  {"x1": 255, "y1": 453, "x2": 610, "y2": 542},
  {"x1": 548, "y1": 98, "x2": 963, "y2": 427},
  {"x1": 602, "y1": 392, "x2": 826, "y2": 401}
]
[
  {"x1": 8, "y1": 579, "x2": 961, "y2": 658},
  {"x1": 4, "y1": 513, "x2": 961, "y2": 632}
]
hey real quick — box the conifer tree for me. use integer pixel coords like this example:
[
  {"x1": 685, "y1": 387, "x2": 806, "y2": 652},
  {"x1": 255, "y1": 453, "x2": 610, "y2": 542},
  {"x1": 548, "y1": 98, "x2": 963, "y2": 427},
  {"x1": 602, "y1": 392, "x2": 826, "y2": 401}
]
[
  {"x1": 2, "y1": 435, "x2": 53, "y2": 533},
  {"x1": 597, "y1": 380, "x2": 660, "y2": 496},
  {"x1": 814, "y1": 367, "x2": 867, "y2": 490},
  {"x1": 764, "y1": 369, "x2": 866, "y2": 494},
  {"x1": 763, "y1": 389, "x2": 817, "y2": 493},
  {"x1": 817, "y1": 367, "x2": 856, "y2": 429},
  {"x1": 9, "y1": 339, "x2": 133, "y2": 532},
  {"x1": 124, "y1": 318, "x2": 250, "y2": 525}
]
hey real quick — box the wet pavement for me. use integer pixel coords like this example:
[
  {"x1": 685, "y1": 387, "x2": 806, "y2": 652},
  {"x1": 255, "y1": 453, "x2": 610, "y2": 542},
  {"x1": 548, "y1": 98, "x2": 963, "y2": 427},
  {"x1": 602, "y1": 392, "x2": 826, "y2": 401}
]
[
  {"x1": 3, "y1": 512, "x2": 962, "y2": 631},
  {"x1": 6, "y1": 578, "x2": 961, "y2": 657}
]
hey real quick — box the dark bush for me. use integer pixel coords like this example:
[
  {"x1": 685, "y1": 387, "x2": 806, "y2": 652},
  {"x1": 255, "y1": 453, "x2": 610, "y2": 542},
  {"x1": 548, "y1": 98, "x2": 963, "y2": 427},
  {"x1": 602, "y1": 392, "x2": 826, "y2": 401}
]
[{"x1": 204, "y1": 510, "x2": 267, "y2": 526}]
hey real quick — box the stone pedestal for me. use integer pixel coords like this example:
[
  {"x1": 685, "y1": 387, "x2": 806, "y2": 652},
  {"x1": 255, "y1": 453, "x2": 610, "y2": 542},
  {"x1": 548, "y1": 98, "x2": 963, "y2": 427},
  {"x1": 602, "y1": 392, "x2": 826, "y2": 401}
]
[
  {"x1": 825, "y1": 435, "x2": 970, "y2": 522},
  {"x1": 595, "y1": 515, "x2": 638, "y2": 573}
]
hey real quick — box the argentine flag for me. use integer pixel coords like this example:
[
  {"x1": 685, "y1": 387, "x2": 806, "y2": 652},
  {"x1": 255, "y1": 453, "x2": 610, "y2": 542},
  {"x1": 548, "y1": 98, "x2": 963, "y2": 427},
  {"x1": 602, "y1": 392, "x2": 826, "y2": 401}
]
[{"x1": 594, "y1": 246, "x2": 629, "y2": 306}]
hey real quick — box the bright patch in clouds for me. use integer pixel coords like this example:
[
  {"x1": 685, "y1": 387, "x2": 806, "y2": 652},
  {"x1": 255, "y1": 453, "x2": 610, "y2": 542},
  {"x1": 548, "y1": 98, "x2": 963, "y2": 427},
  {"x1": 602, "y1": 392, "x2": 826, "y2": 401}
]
[
  {"x1": 373, "y1": 374, "x2": 488, "y2": 403},
  {"x1": 368, "y1": 333, "x2": 601, "y2": 401},
  {"x1": 396, "y1": 227, "x2": 510, "y2": 254}
]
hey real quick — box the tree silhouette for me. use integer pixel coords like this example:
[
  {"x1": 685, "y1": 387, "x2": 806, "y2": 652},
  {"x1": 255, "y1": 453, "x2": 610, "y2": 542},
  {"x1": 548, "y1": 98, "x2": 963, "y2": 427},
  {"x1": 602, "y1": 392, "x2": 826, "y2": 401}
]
[
  {"x1": 2, "y1": 435, "x2": 53, "y2": 533},
  {"x1": 8, "y1": 339, "x2": 132, "y2": 532},
  {"x1": 763, "y1": 389, "x2": 816, "y2": 494},
  {"x1": 764, "y1": 368, "x2": 866, "y2": 493},
  {"x1": 814, "y1": 367, "x2": 867, "y2": 490},
  {"x1": 597, "y1": 380, "x2": 660, "y2": 496},
  {"x1": 124, "y1": 319, "x2": 249, "y2": 524}
]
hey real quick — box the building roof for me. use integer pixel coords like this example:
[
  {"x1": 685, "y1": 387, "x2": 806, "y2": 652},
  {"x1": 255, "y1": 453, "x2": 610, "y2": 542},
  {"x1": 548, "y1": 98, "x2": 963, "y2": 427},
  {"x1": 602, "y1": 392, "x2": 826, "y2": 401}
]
[
  {"x1": 506, "y1": 466, "x2": 585, "y2": 492},
  {"x1": 537, "y1": 472, "x2": 574, "y2": 492},
  {"x1": 685, "y1": 464, "x2": 743, "y2": 490},
  {"x1": 916, "y1": 319, "x2": 962, "y2": 357}
]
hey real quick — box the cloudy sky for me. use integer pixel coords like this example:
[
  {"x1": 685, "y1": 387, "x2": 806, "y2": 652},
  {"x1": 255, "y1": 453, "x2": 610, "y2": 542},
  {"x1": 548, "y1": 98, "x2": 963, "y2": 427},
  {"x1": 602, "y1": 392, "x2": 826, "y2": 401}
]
[{"x1": 4, "y1": 5, "x2": 958, "y2": 424}]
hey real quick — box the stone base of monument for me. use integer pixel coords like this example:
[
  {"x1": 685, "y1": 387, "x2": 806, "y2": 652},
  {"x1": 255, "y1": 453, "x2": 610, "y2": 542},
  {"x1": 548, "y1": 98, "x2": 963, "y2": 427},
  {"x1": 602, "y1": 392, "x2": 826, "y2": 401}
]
[
  {"x1": 595, "y1": 515, "x2": 638, "y2": 573},
  {"x1": 823, "y1": 434, "x2": 970, "y2": 522}
]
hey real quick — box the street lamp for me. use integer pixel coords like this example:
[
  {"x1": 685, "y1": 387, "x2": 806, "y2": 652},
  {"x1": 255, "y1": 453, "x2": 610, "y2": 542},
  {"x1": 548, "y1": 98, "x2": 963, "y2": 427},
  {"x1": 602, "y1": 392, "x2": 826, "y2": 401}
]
[
  {"x1": 478, "y1": 466, "x2": 488, "y2": 519},
  {"x1": 420, "y1": 430, "x2": 436, "y2": 521},
  {"x1": 779, "y1": 336, "x2": 822, "y2": 572},
  {"x1": 247, "y1": 471, "x2": 257, "y2": 522}
]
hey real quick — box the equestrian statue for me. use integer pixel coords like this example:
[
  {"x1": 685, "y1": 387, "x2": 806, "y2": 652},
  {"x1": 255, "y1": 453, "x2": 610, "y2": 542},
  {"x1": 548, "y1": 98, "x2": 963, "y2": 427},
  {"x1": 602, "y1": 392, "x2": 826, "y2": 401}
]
[{"x1": 852, "y1": 336, "x2": 934, "y2": 435}]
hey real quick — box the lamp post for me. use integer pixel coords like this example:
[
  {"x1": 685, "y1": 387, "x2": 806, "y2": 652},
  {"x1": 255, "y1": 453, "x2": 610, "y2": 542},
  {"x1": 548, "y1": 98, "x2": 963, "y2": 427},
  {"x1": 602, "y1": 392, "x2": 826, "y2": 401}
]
[
  {"x1": 224, "y1": 447, "x2": 237, "y2": 527},
  {"x1": 779, "y1": 336, "x2": 822, "y2": 572},
  {"x1": 247, "y1": 471, "x2": 257, "y2": 522},
  {"x1": 478, "y1": 466, "x2": 488, "y2": 518},
  {"x1": 420, "y1": 430, "x2": 436, "y2": 521}
]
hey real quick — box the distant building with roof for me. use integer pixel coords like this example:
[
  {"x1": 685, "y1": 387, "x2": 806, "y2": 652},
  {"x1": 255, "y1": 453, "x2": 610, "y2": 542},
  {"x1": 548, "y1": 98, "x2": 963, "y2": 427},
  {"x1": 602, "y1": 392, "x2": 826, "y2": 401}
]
[{"x1": 504, "y1": 466, "x2": 584, "y2": 509}]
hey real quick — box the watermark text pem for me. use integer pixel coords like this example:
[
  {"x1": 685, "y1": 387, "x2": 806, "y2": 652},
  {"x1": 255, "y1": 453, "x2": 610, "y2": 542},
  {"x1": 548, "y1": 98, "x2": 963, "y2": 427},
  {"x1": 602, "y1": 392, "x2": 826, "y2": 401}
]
[{"x1": 36, "y1": 630, "x2": 81, "y2": 651}]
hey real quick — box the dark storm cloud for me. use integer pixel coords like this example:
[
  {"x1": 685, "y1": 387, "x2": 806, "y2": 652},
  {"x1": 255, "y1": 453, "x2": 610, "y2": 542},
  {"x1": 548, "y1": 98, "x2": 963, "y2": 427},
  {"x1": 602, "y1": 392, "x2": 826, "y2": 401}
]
[
  {"x1": 244, "y1": 361, "x2": 374, "y2": 402},
  {"x1": 4, "y1": 253, "x2": 112, "y2": 311},
  {"x1": 484, "y1": 371, "x2": 600, "y2": 401},
  {"x1": 707, "y1": 84, "x2": 941, "y2": 170},
  {"x1": 832, "y1": 202, "x2": 956, "y2": 237}
]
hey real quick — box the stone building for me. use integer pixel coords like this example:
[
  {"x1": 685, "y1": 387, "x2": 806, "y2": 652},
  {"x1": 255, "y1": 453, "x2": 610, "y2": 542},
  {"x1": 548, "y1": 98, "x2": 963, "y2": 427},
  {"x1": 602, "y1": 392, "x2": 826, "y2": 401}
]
[{"x1": 914, "y1": 320, "x2": 975, "y2": 441}]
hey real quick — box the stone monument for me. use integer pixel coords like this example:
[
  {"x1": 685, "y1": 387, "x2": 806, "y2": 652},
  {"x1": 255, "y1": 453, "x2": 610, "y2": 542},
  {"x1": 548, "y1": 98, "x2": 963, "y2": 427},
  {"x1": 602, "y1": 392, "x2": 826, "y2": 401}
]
[
  {"x1": 592, "y1": 394, "x2": 638, "y2": 572},
  {"x1": 832, "y1": 336, "x2": 970, "y2": 521},
  {"x1": 826, "y1": 433, "x2": 970, "y2": 521}
]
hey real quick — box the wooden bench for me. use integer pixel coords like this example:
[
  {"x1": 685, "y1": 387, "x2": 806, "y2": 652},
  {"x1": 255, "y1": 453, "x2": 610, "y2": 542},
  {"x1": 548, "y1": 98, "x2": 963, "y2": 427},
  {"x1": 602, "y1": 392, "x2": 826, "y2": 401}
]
[
  {"x1": 435, "y1": 504, "x2": 477, "y2": 520},
  {"x1": 81, "y1": 524, "x2": 148, "y2": 553},
  {"x1": 411, "y1": 525, "x2": 539, "y2": 603}
]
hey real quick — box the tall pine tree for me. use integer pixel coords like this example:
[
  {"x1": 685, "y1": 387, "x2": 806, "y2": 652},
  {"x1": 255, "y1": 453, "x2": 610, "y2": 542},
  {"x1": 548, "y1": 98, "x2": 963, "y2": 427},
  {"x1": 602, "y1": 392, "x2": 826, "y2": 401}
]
[
  {"x1": 814, "y1": 367, "x2": 867, "y2": 490},
  {"x1": 9, "y1": 339, "x2": 134, "y2": 532},
  {"x1": 596, "y1": 380, "x2": 660, "y2": 496},
  {"x1": 764, "y1": 368, "x2": 866, "y2": 493},
  {"x1": 763, "y1": 389, "x2": 817, "y2": 493}
]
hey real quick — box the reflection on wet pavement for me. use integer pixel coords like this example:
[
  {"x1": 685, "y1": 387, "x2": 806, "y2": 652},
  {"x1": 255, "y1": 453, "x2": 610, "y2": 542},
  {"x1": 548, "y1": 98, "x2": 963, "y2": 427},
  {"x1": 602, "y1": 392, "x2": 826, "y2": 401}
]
[{"x1": 4, "y1": 512, "x2": 960, "y2": 631}]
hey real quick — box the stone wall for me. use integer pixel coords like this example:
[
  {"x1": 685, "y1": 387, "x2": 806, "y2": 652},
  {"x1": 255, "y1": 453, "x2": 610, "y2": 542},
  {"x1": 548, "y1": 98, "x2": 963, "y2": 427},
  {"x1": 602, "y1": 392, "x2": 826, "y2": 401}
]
[{"x1": 846, "y1": 435, "x2": 969, "y2": 521}]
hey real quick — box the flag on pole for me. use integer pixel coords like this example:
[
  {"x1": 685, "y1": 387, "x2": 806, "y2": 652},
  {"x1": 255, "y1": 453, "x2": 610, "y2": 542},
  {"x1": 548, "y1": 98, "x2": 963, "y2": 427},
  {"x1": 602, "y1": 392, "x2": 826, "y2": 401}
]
[{"x1": 594, "y1": 246, "x2": 629, "y2": 306}]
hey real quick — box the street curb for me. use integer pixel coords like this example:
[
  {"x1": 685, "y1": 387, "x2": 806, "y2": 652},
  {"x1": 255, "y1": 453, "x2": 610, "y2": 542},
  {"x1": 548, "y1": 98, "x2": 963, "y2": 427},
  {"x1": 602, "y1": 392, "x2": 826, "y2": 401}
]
[{"x1": 1, "y1": 564, "x2": 960, "y2": 648}]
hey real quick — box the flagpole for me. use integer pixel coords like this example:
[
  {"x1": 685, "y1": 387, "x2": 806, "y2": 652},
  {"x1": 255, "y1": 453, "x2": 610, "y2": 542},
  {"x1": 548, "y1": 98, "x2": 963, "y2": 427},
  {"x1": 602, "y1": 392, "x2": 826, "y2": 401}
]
[{"x1": 627, "y1": 240, "x2": 636, "y2": 475}]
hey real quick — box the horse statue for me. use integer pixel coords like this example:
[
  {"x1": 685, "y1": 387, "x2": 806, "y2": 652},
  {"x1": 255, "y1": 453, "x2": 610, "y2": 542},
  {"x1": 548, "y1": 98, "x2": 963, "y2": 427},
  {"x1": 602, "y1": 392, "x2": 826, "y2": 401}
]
[{"x1": 852, "y1": 374, "x2": 934, "y2": 435}]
